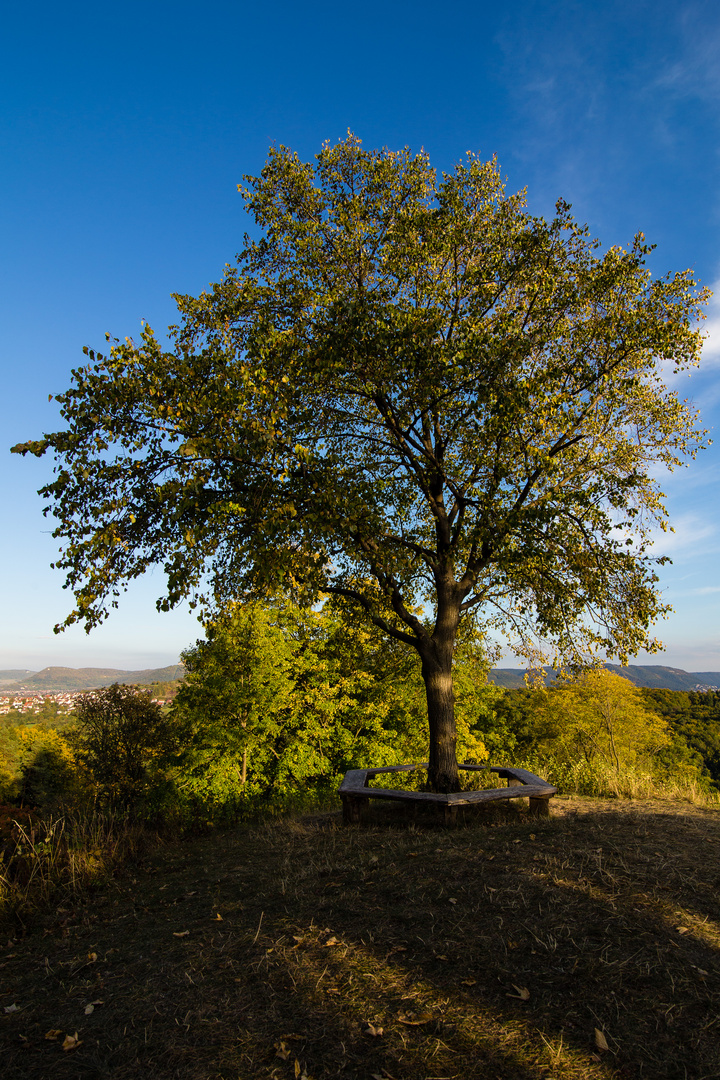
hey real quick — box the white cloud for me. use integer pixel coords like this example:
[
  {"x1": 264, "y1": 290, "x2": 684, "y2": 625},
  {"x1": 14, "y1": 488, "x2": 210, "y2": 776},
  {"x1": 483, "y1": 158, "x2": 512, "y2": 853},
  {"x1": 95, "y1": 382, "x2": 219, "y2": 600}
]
[
  {"x1": 701, "y1": 288, "x2": 720, "y2": 368},
  {"x1": 646, "y1": 513, "x2": 716, "y2": 558}
]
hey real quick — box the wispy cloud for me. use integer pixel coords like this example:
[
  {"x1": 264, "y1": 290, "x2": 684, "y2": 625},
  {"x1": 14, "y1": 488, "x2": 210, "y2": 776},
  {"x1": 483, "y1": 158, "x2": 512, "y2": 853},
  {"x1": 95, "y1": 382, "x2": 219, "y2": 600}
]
[{"x1": 646, "y1": 513, "x2": 716, "y2": 558}]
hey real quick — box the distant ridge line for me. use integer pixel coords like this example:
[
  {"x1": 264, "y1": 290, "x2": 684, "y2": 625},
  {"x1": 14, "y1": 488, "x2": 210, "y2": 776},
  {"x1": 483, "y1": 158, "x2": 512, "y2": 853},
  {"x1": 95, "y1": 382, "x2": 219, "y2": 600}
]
[
  {"x1": 0, "y1": 664, "x2": 185, "y2": 692},
  {"x1": 488, "y1": 664, "x2": 720, "y2": 691}
]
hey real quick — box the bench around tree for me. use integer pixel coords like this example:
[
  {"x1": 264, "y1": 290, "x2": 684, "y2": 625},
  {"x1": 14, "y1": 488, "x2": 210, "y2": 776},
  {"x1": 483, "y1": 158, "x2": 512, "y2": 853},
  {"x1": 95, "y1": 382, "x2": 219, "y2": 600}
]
[{"x1": 339, "y1": 763, "x2": 557, "y2": 825}]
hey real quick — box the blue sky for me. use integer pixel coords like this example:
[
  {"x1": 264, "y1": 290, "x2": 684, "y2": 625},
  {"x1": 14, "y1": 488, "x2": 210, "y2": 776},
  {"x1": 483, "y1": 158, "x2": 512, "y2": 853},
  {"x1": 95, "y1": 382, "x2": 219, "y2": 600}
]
[{"x1": 2, "y1": 0, "x2": 720, "y2": 671}]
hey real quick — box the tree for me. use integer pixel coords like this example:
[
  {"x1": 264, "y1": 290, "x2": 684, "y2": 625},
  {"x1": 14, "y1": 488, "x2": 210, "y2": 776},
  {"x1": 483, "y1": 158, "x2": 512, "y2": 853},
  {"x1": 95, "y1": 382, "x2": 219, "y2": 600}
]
[
  {"x1": 534, "y1": 669, "x2": 670, "y2": 770},
  {"x1": 13, "y1": 135, "x2": 709, "y2": 791},
  {"x1": 173, "y1": 601, "x2": 294, "y2": 791},
  {"x1": 72, "y1": 684, "x2": 174, "y2": 807},
  {"x1": 171, "y1": 598, "x2": 434, "y2": 804}
]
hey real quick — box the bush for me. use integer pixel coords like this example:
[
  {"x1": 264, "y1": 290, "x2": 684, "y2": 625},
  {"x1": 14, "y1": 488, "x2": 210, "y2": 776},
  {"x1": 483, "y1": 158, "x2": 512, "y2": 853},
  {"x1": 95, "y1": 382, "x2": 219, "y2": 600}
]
[{"x1": 72, "y1": 684, "x2": 175, "y2": 810}]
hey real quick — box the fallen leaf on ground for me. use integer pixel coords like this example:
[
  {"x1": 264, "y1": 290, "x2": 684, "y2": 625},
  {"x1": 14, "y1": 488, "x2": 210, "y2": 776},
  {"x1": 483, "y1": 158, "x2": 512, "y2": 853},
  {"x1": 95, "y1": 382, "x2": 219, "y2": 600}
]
[
  {"x1": 213, "y1": 913, "x2": 223, "y2": 921},
  {"x1": 87, "y1": 952, "x2": 97, "y2": 962},
  {"x1": 62, "y1": 1032, "x2": 82, "y2": 1051},
  {"x1": 364, "y1": 1022, "x2": 384, "y2": 1036},
  {"x1": 594, "y1": 1028, "x2": 609, "y2": 1052},
  {"x1": 275, "y1": 1041, "x2": 291, "y2": 1060},
  {"x1": 448, "y1": 898, "x2": 457, "y2": 904},
  {"x1": 398, "y1": 1010, "x2": 434, "y2": 1025},
  {"x1": 173, "y1": 930, "x2": 190, "y2": 937},
  {"x1": 676, "y1": 926, "x2": 690, "y2": 934},
  {"x1": 323, "y1": 936, "x2": 340, "y2": 946},
  {"x1": 461, "y1": 978, "x2": 477, "y2": 986},
  {"x1": 506, "y1": 985, "x2": 530, "y2": 1001},
  {"x1": 45, "y1": 1029, "x2": 63, "y2": 1041},
  {"x1": 4, "y1": 1003, "x2": 19, "y2": 1013}
]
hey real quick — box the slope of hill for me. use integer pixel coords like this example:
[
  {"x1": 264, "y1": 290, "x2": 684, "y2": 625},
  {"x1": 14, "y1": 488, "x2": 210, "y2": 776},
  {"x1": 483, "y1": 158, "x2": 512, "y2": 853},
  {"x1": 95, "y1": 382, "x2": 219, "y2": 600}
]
[
  {"x1": 0, "y1": 670, "x2": 35, "y2": 686},
  {"x1": 0, "y1": 665, "x2": 185, "y2": 692},
  {"x1": 488, "y1": 664, "x2": 720, "y2": 690}
]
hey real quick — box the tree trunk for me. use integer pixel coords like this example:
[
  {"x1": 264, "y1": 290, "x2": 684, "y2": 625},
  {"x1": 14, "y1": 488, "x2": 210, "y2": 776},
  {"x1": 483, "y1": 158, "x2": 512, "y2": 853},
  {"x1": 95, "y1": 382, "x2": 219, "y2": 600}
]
[
  {"x1": 420, "y1": 584, "x2": 463, "y2": 793},
  {"x1": 423, "y1": 657, "x2": 460, "y2": 792}
]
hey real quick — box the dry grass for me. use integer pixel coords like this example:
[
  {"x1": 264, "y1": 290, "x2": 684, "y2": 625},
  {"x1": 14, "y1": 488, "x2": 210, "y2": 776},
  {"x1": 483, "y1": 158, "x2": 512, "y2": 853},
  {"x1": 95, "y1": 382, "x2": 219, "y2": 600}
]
[
  {"x1": 0, "y1": 808, "x2": 147, "y2": 928},
  {"x1": 1, "y1": 795, "x2": 720, "y2": 1079}
]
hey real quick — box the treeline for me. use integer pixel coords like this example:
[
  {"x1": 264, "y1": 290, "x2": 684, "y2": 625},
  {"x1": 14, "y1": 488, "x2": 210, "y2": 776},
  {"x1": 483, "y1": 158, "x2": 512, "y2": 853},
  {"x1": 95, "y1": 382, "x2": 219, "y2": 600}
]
[{"x1": 1, "y1": 598, "x2": 718, "y2": 821}]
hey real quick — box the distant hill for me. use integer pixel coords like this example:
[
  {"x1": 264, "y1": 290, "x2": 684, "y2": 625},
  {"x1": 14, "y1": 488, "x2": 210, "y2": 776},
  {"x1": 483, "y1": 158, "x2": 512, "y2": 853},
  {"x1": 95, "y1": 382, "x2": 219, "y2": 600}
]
[
  {"x1": 0, "y1": 665, "x2": 185, "y2": 692},
  {"x1": 0, "y1": 669, "x2": 35, "y2": 686},
  {"x1": 488, "y1": 664, "x2": 720, "y2": 691}
]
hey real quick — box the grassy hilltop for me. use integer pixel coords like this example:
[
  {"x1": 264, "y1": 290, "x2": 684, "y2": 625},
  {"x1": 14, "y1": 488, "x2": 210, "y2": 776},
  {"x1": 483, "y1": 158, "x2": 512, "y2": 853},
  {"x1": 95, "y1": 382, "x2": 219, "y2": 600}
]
[{"x1": 1, "y1": 797, "x2": 719, "y2": 1080}]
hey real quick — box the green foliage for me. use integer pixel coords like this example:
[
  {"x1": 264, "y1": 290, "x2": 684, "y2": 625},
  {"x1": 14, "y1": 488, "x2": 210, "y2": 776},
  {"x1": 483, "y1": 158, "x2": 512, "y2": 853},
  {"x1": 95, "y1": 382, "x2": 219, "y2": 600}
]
[
  {"x1": 72, "y1": 684, "x2": 175, "y2": 809},
  {"x1": 166, "y1": 596, "x2": 502, "y2": 818},
  {"x1": 16, "y1": 726, "x2": 80, "y2": 808},
  {"x1": 170, "y1": 600, "x2": 423, "y2": 811},
  {"x1": 483, "y1": 675, "x2": 717, "y2": 800},
  {"x1": 533, "y1": 670, "x2": 671, "y2": 769},
  {"x1": 641, "y1": 688, "x2": 720, "y2": 783}
]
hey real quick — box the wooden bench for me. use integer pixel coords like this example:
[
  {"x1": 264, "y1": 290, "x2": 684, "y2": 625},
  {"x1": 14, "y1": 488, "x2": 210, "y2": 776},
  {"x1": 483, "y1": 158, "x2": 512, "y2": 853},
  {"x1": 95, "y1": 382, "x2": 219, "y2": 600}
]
[{"x1": 339, "y1": 762, "x2": 557, "y2": 825}]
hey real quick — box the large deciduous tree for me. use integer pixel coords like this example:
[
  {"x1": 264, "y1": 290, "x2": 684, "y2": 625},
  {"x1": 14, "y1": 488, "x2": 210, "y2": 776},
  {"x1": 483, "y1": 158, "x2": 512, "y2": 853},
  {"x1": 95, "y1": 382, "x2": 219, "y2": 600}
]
[{"x1": 13, "y1": 135, "x2": 709, "y2": 791}]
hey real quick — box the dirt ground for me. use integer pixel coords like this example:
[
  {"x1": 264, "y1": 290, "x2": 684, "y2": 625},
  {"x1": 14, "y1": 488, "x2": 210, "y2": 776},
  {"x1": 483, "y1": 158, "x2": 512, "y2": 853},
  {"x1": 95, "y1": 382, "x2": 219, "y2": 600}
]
[{"x1": 1, "y1": 795, "x2": 720, "y2": 1079}]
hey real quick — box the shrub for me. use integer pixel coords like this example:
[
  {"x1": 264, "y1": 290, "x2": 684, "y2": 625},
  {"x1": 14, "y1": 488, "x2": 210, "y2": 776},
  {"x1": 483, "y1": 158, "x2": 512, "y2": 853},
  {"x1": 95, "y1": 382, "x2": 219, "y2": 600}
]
[{"x1": 72, "y1": 684, "x2": 175, "y2": 809}]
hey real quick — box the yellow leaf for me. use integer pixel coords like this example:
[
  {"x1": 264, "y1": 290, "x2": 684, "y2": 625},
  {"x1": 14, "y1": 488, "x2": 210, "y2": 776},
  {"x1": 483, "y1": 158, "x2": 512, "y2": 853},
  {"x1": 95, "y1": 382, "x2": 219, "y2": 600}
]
[
  {"x1": 213, "y1": 913, "x2": 223, "y2": 921},
  {"x1": 594, "y1": 1028, "x2": 609, "y2": 1051},
  {"x1": 45, "y1": 1029, "x2": 63, "y2": 1041},
  {"x1": 294, "y1": 1059, "x2": 301, "y2": 1079},
  {"x1": 62, "y1": 1032, "x2": 82, "y2": 1051},
  {"x1": 173, "y1": 930, "x2": 190, "y2": 937},
  {"x1": 506, "y1": 985, "x2": 530, "y2": 1001},
  {"x1": 461, "y1": 978, "x2": 477, "y2": 986},
  {"x1": 676, "y1": 926, "x2": 690, "y2": 934},
  {"x1": 275, "y1": 1041, "x2": 291, "y2": 1060},
  {"x1": 364, "y1": 1022, "x2": 384, "y2": 1036},
  {"x1": 87, "y1": 952, "x2": 97, "y2": 962},
  {"x1": 323, "y1": 936, "x2": 340, "y2": 946}
]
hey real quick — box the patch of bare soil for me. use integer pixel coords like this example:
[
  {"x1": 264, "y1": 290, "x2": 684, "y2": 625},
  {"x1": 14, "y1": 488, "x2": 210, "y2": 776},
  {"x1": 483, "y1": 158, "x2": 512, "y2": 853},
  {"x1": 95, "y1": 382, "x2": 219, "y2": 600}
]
[{"x1": 1, "y1": 795, "x2": 719, "y2": 1079}]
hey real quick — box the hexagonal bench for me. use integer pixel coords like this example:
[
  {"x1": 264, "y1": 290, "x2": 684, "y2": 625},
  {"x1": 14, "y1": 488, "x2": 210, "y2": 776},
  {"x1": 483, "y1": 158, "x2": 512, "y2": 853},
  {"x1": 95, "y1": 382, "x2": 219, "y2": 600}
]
[{"x1": 338, "y1": 762, "x2": 556, "y2": 825}]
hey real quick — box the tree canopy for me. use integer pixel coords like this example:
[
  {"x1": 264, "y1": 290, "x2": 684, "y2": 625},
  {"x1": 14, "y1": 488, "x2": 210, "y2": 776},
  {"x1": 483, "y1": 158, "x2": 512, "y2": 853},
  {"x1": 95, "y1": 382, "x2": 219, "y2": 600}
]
[{"x1": 13, "y1": 134, "x2": 710, "y2": 789}]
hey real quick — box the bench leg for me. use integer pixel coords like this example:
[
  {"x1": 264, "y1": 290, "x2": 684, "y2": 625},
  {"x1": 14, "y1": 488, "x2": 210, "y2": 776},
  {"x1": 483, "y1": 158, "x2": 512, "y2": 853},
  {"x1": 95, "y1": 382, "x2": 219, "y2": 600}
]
[
  {"x1": 529, "y1": 796, "x2": 551, "y2": 818},
  {"x1": 341, "y1": 794, "x2": 368, "y2": 825},
  {"x1": 442, "y1": 804, "x2": 458, "y2": 827}
]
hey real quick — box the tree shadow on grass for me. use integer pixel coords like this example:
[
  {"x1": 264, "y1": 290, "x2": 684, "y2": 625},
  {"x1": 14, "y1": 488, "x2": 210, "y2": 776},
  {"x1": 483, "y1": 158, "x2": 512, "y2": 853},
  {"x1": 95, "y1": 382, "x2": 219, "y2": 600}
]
[{"x1": 1, "y1": 797, "x2": 719, "y2": 1079}]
